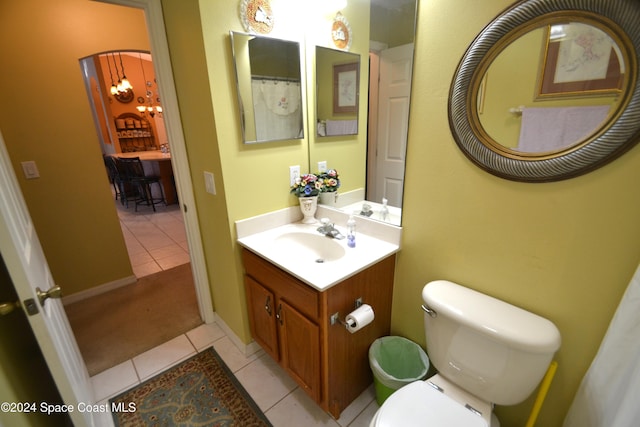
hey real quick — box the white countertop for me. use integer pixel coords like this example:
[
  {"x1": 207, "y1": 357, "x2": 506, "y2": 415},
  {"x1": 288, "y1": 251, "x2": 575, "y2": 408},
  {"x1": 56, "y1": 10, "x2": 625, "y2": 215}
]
[{"x1": 236, "y1": 206, "x2": 401, "y2": 291}]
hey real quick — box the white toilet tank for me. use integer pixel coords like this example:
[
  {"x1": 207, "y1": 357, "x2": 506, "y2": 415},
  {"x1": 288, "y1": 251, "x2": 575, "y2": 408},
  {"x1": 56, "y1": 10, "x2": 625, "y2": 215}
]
[{"x1": 422, "y1": 280, "x2": 561, "y2": 406}]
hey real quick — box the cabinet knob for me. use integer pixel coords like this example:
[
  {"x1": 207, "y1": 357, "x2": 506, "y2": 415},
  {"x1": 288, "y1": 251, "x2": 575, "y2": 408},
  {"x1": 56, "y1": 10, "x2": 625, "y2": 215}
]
[
  {"x1": 264, "y1": 296, "x2": 272, "y2": 315},
  {"x1": 276, "y1": 304, "x2": 283, "y2": 325}
]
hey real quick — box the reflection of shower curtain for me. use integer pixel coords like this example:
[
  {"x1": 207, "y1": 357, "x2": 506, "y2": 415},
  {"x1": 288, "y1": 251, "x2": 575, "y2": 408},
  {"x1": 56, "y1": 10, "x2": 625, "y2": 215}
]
[
  {"x1": 563, "y1": 264, "x2": 640, "y2": 427},
  {"x1": 251, "y1": 80, "x2": 302, "y2": 141}
]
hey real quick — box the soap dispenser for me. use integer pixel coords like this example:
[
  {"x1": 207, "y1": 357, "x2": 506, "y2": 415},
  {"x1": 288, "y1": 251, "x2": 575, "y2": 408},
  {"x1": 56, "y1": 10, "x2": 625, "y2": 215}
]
[
  {"x1": 381, "y1": 198, "x2": 389, "y2": 221},
  {"x1": 347, "y1": 215, "x2": 356, "y2": 248}
]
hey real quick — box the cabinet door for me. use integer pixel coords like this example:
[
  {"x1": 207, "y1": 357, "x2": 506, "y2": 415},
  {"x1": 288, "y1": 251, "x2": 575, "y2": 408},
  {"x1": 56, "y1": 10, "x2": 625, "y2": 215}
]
[
  {"x1": 245, "y1": 276, "x2": 279, "y2": 361},
  {"x1": 278, "y1": 300, "x2": 321, "y2": 402}
]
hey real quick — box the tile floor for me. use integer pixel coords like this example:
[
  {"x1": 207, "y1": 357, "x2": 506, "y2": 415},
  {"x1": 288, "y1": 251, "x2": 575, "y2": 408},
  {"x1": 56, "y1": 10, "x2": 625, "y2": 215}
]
[
  {"x1": 101, "y1": 200, "x2": 380, "y2": 426},
  {"x1": 116, "y1": 200, "x2": 190, "y2": 278},
  {"x1": 91, "y1": 323, "x2": 380, "y2": 427}
]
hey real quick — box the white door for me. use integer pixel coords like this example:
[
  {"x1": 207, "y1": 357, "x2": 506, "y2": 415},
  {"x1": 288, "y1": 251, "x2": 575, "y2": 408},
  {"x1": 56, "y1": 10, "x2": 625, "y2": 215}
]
[
  {"x1": 374, "y1": 43, "x2": 414, "y2": 208},
  {"x1": 0, "y1": 131, "x2": 93, "y2": 427}
]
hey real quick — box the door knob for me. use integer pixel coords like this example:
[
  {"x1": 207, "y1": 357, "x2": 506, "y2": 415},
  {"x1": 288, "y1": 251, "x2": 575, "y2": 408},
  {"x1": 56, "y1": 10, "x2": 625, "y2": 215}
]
[
  {"x1": 0, "y1": 301, "x2": 20, "y2": 316},
  {"x1": 36, "y1": 285, "x2": 62, "y2": 307}
]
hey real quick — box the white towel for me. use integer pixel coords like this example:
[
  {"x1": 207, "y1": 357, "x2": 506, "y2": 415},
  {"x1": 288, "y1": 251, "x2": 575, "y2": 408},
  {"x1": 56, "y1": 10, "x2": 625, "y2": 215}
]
[
  {"x1": 517, "y1": 105, "x2": 610, "y2": 153},
  {"x1": 325, "y1": 119, "x2": 358, "y2": 136}
]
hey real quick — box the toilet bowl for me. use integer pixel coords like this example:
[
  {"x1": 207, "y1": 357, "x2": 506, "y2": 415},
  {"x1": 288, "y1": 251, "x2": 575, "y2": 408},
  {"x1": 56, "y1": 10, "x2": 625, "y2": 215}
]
[
  {"x1": 370, "y1": 280, "x2": 560, "y2": 426},
  {"x1": 370, "y1": 375, "x2": 499, "y2": 427}
]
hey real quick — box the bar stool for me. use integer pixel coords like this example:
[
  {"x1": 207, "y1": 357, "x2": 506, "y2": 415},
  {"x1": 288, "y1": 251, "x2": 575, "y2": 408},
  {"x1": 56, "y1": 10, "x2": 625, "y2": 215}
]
[
  {"x1": 103, "y1": 155, "x2": 121, "y2": 201},
  {"x1": 107, "y1": 156, "x2": 138, "y2": 208},
  {"x1": 117, "y1": 157, "x2": 165, "y2": 212}
]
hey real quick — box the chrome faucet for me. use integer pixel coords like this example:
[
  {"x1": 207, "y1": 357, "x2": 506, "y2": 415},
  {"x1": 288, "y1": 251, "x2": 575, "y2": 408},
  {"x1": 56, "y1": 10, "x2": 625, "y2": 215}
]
[{"x1": 317, "y1": 218, "x2": 345, "y2": 239}]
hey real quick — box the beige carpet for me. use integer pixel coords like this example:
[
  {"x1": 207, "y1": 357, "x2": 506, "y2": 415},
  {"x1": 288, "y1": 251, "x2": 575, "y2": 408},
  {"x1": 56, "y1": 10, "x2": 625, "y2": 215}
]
[{"x1": 66, "y1": 263, "x2": 203, "y2": 376}]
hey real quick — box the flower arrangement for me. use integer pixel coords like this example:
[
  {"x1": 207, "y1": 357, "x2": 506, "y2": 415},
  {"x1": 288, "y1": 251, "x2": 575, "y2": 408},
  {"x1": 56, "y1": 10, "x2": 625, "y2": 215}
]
[
  {"x1": 290, "y1": 169, "x2": 340, "y2": 197},
  {"x1": 318, "y1": 169, "x2": 340, "y2": 193},
  {"x1": 290, "y1": 173, "x2": 323, "y2": 197}
]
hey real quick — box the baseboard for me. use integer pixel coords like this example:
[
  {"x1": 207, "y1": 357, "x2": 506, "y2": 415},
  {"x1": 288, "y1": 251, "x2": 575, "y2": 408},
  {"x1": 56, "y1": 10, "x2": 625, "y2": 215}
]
[
  {"x1": 62, "y1": 275, "x2": 137, "y2": 306},
  {"x1": 212, "y1": 312, "x2": 261, "y2": 357}
]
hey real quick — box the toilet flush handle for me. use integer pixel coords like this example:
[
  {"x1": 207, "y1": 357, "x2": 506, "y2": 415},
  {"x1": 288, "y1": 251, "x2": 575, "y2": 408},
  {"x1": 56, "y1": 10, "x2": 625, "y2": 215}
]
[{"x1": 421, "y1": 304, "x2": 437, "y2": 318}]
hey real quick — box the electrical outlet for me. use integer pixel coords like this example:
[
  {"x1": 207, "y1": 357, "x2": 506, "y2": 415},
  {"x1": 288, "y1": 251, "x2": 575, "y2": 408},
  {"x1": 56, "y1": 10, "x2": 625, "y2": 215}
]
[
  {"x1": 204, "y1": 171, "x2": 216, "y2": 195},
  {"x1": 317, "y1": 161, "x2": 327, "y2": 173},
  {"x1": 289, "y1": 165, "x2": 300, "y2": 186}
]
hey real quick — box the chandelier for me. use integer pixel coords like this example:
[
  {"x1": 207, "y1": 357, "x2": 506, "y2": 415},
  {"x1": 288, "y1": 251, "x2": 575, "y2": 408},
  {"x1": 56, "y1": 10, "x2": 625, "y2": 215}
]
[
  {"x1": 107, "y1": 52, "x2": 133, "y2": 96},
  {"x1": 135, "y1": 53, "x2": 162, "y2": 118}
]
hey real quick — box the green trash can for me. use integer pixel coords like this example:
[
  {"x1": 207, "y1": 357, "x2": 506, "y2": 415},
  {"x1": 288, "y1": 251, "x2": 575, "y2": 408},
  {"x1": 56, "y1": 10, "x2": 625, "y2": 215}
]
[{"x1": 369, "y1": 336, "x2": 430, "y2": 405}]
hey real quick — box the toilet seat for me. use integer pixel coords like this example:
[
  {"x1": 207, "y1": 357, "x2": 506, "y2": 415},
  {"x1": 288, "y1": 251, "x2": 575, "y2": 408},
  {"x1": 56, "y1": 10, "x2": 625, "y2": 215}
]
[{"x1": 372, "y1": 380, "x2": 489, "y2": 427}]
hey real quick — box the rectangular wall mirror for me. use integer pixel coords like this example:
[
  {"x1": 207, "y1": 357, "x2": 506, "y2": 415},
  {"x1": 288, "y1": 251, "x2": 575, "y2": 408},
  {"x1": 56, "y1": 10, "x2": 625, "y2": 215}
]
[
  {"x1": 315, "y1": 46, "x2": 360, "y2": 137},
  {"x1": 309, "y1": 0, "x2": 418, "y2": 226},
  {"x1": 230, "y1": 31, "x2": 305, "y2": 144}
]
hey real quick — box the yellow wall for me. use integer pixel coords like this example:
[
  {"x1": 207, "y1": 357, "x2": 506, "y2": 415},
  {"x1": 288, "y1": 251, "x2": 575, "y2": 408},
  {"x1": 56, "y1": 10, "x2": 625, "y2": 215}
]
[
  {"x1": 393, "y1": 1, "x2": 640, "y2": 426},
  {"x1": 195, "y1": 0, "x2": 369, "y2": 339},
  {"x1": 0, "y1": 0, "x2": 148, "y2": 295},
  {"x1": 2, "y1": 1, "x2": 640, "y2": 425},
  {"x1": 161, "y1": 0, "x2": 251, "y2": 343},
  {"x1": 198, "y1": 0, "x2": 307, "y2": 217}
]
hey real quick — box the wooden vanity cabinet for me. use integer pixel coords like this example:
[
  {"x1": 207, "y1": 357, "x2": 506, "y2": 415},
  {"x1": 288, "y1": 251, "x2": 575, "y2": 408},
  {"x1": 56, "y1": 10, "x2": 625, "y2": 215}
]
[{"x1": 242, "y1": 248, "x2": 395, "y2": 418}]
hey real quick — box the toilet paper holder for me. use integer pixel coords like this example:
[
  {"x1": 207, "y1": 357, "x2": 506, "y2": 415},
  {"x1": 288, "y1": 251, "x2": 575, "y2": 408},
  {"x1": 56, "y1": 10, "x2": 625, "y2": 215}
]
[{"x1": 330, "y1": 297, "x2": 363, "y2": 328}]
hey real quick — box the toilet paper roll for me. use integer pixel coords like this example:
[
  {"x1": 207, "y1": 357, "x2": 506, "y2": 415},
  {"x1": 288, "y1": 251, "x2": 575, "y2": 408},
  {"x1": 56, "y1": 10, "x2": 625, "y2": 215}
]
[{"x1": 345, "y1": 304, "x2": 375, "y2": 334}]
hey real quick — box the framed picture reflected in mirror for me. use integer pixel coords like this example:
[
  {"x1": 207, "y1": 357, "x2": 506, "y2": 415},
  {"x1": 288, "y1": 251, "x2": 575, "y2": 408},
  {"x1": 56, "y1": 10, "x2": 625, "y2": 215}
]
[{"x1": 333, "y1": 62, "x2": 359, "y2": 114}]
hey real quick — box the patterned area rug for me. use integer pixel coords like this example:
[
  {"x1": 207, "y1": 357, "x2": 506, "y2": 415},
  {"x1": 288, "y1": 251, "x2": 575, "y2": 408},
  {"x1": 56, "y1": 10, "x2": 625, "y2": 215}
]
[{"x1": 110, "y1": 347, "x2": 272, "y2": 426}]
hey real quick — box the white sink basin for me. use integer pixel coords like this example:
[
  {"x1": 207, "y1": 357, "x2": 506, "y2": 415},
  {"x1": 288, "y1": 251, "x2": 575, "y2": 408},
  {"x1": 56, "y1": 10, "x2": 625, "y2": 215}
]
[
  {"x1": 274, "y1": 232, "x2": 346, "y2": 263},
  {"x1": 237, "y1": 222, "x2": 400, "y2": 290}
]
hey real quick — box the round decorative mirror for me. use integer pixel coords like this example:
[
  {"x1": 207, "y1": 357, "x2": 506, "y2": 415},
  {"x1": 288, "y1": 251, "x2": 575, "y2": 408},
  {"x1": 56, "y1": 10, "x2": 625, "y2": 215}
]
[{"x1": 449, "y1": 0, "x2": 640, "y2": 182}]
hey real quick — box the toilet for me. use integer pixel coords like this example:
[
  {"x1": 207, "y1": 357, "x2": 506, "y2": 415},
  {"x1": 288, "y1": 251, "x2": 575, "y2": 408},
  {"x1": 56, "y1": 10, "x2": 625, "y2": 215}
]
[{"x1": 371, "y1": 280, "x2": 561, "y2": 426}]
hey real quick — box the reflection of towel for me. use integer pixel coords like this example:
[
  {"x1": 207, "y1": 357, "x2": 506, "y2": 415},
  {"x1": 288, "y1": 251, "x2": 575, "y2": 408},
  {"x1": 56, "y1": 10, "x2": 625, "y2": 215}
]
[
  {"x1": 259, "y1": 81, "x2": 300, "y2": 116},
  {"x1": 517, "y1": 105, "x2": 610, "y2": 153},
  {"x1": 325, "y1": 120, "x2": 358, "y2": 136}
]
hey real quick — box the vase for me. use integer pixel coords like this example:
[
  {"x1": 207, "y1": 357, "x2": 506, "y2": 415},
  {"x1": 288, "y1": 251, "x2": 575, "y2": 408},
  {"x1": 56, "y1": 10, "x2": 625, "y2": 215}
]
[
  {"x1": 319, "y1": 191, "x2": 339, "y2": 207},
  {"x1": 298, "y1": 196, "x2": 318, "y2": 224}
]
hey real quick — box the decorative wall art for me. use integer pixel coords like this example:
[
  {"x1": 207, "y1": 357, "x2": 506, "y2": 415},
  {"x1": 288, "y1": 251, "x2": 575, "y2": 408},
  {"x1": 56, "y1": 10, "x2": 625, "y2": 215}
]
[
  {"x1": 333, "y1": 62, "x2": 359, "y2": 114},
  {"x1": 537, "y1": 22, "x2": 624, "y2": 98},
  {"x1": 331, "y1": 12, "x2": 352, "y2": 51},
  {"x1": 114, "y1": 89, "x2": 134, "y2": 104},
  {"x1": 239, "y1": 0, "x2": 274, "y2": 34}
]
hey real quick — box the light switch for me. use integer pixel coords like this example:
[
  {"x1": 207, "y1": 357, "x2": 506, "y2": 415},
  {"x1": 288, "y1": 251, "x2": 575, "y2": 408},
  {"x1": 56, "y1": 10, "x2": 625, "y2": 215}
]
[
  {"x1": 317, "y1": 161, "x2": 327, "y2": 173},
  {"x1": 204, "y1": 171, "x2": 216, "y2": 195},
  {"x1": 21, "y1": 161, "x2": 40, "y2": 179}
]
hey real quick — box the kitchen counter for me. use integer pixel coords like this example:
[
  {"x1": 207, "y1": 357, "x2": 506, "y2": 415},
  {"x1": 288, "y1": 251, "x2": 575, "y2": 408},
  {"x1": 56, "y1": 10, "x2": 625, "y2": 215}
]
[{"x1": 116, "y1": 150, "x2": 171, "y2": 161}]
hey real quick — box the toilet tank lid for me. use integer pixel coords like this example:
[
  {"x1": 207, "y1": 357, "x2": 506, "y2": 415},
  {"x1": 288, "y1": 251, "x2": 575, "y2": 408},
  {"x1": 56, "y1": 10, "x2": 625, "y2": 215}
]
[{"x1": 422, "y1": 280, "x2": 561, "y2": 353}]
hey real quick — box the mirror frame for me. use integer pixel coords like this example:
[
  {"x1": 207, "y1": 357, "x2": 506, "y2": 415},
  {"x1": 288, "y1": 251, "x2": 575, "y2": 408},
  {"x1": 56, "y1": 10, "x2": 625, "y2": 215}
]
[{"x1": 449, "y1": 0, "x2": 640, "y2": 182}]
